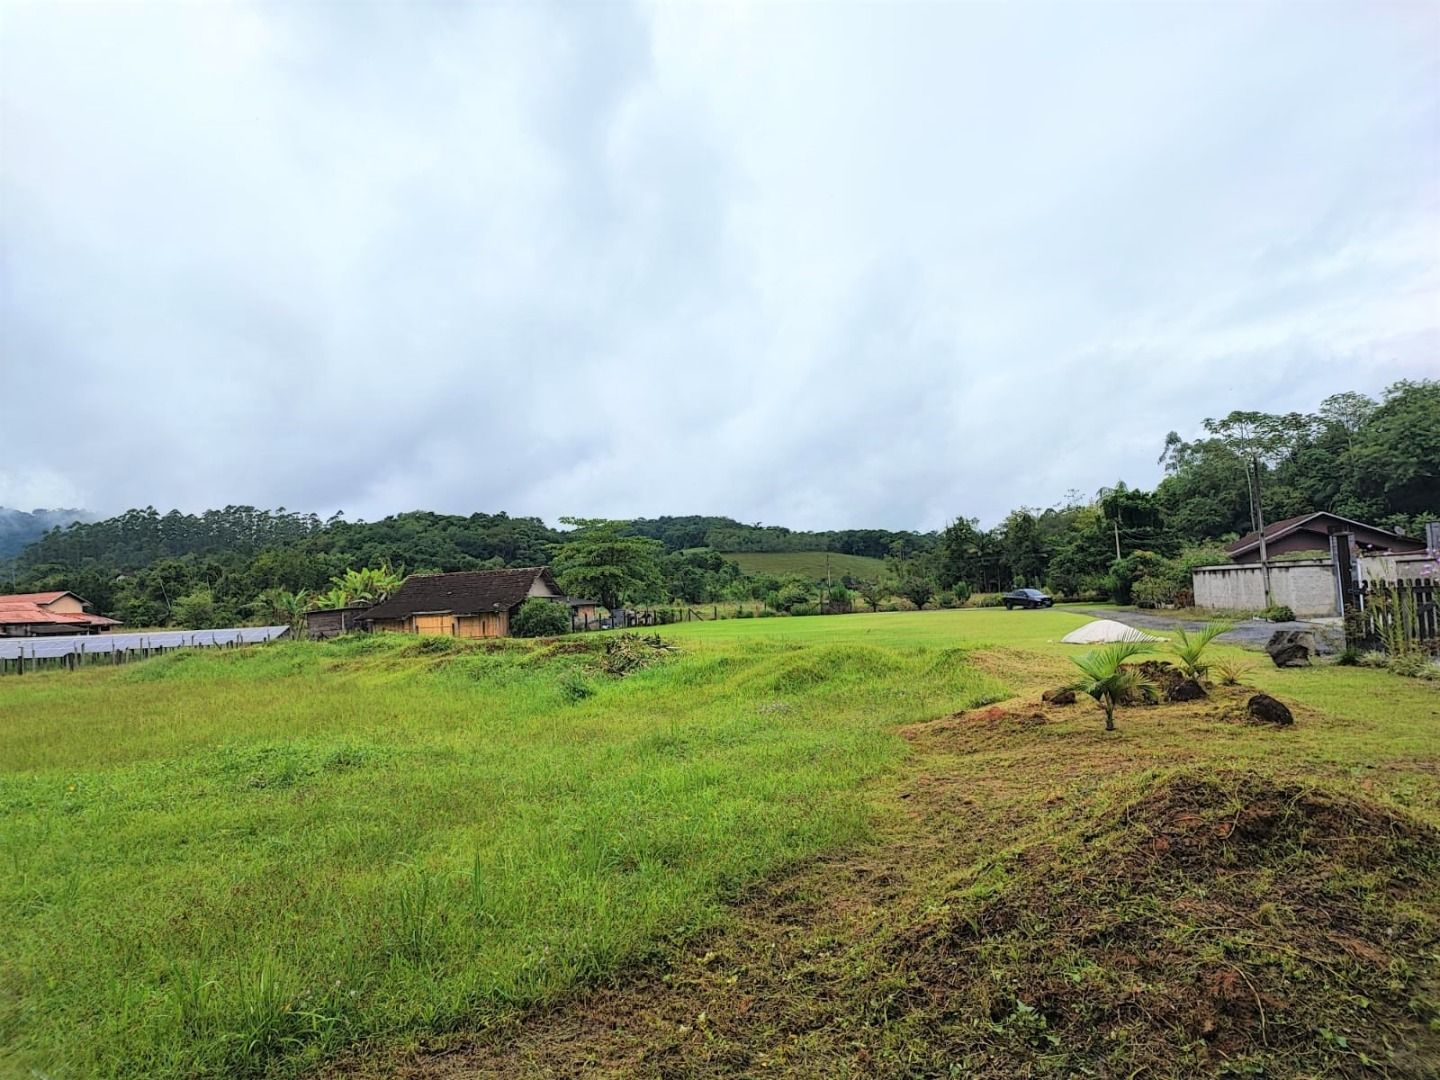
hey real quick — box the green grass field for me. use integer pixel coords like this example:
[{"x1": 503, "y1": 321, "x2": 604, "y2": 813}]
[
  {"x1": 719, "y1": 550, "x2": 887, "y2": 580},
  {"x1": 3, "y1": 609, "x2": 1437, "y2": 1078}
]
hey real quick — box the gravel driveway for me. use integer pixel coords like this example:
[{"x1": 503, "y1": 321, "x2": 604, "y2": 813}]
[{"x1": 1073, "y1": 607, "x2": 1344, "y2": 655}]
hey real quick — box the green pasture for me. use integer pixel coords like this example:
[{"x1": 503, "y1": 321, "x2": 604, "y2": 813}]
[
  {"x1": 0, "y1": 624, "x2": 1003, "y2": 1078},
  {"x1": 719, "y1": 550, "x2": 887, "y2": 581},
  {"x1": 2, "y1": 607, "x2": 1436, "y2": 1078}
]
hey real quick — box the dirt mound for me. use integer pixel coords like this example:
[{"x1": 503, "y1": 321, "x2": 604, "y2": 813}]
[
  {"x1": 885, "y1": 770, "x2": 1440, "y2": 1077},
  {"x1": 1102, "y1": 772, "x2": 1432, "y2": 869},
  {"x1": 1131, "y1": 658, "x2": 1203, "y2": 702}
]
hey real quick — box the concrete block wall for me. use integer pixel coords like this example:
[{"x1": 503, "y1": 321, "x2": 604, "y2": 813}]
[
  {"x1": 1191, "y1": 560, "x2": 1338, "y2": 618},
  {"x1": 1192, "y1": 553, "x2": 1435, "y2": 619}
]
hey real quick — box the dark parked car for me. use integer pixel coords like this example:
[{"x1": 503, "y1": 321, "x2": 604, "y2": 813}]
[{"x1": 1002, "y1": 587, "x2": 1053, "y2": 609}]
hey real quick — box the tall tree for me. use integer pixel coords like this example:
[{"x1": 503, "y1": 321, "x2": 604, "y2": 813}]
[
  {"x1": 938, "y1": 517, "x2": 986, "y2": 590},
  {"x1": 1001, "y1": 510, "x2": 1045, "y2": 587},
  {"x1": 551, "y1": 518, "x2": 664, "y2": 610},
  {"x1": 1349, "y1": 380, "x2": 1440, "y2": 518}
]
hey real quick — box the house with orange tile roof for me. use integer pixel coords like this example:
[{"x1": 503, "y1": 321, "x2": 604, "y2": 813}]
[{"x1": 0, "y1": 591, "x2": 121, "y2": 636}]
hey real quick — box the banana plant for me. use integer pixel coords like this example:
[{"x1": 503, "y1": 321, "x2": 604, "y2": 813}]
[
  {"x1": 318, "y1": 563, "x2": 405, "y2": 608},
  {"x1": 261, "y1": 588, "x2": 311, "y2": 636},
  {"x1": 310, "y1": 586, "x2": 351, "y2": 610}
]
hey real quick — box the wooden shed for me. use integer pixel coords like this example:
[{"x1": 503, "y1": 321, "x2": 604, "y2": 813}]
[
  {"x1": 304, "y1": 602, "x2": 372, "y2": 640},
  {"x1": 360, "y1": 567, "x2": 566, "y2": 638}
]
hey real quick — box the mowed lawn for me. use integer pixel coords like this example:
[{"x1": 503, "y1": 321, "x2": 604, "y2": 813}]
[{"x1": 3, "y1": 608, "x2": 1437, "y2": 1079}]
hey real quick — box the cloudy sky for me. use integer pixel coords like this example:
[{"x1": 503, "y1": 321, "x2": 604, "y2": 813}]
[{"x1": 2, "y1": 1, "x2": 1436, "y2": 530}]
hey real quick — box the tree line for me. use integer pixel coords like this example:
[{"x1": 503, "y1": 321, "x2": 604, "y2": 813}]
[{"x1": 4, "y1": 380, "x2": 1434, "y2": 626}]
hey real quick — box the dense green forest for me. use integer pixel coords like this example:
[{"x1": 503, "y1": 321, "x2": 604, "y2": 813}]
[
  {"x1": 0, "y1": 508, "x2": 95, "y2": 557},
  {"x1": 4, "y1": 381, "x2": 1435, "y2": 626}
]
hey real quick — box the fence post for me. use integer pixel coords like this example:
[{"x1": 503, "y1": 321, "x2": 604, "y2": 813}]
[{"x1": 1331, "y1": 531, "x2": 1361, "y2": 650}]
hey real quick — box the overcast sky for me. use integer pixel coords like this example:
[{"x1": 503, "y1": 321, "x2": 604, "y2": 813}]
[{"x1": 2, "y1": 1, "x2": 1436, "y2": 530}]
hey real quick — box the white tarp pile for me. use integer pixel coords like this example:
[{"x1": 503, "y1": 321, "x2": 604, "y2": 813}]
[{"x1": 1060, "y1": 619, "x2": 1165, "y2": 645}]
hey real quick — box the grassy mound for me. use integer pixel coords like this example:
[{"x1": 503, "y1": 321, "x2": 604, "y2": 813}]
[
  {"x1": 0, "y1": 631, "x2": 1008, "y2": 1079},
  {"x1": 883, "y1": 768, "x2": 1440, "y2": 1077}
]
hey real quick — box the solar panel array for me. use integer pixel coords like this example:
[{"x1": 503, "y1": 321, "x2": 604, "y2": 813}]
[{"x1": 0, "y1": 626, "x2": 290, "y2": 661}]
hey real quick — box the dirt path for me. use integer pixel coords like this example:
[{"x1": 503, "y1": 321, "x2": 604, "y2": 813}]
[{"x1": 1075, "y1": 606, "x2": 1343, "y2": 654}]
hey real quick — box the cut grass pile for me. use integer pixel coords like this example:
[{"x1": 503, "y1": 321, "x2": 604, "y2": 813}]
[
  {"x1": 0, "y1": 627, "x2": 1006, "y2": 1079},
  {"x1": 3, "y1": 607, "x2": 1438, "y2": 1079},
  {"x1": 719, "y1": 550, "x2": 887, "y2": 581}
]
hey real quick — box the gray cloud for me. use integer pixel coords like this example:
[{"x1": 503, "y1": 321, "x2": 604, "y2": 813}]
[{"x1": 2, "y1": 1, "x2": 1435, "y2": 528}]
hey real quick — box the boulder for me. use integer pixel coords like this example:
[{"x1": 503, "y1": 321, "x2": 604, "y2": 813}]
[
  {"x1": 1247, "y1": 693, "x2": 1294, "y2": 726},
  {"x1": 1042, "y1": 688, "x2": 1077, "y2": 706},
  {"x1": 1266, "y1": 630, "x2": 1317, "y2": 668},
  {"x1": 1166, "y1": 678, "x2": 1206, "y2": 702}
]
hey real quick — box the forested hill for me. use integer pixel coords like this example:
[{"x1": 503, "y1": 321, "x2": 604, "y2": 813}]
[
  {"x1": 12, "y1": 509, "x2": 928, "y2": 576},
  {"x1": 5, "y1": 380, "x2": 1436, "y2": 625},
  {"x1": 4, "y1": 506, "x2": 936, "y2": 625},
  {"x1": 623, "y1": 517, "x2": 934, "y2": 557},
  {"x1": 0, "y1": 508, "x2": 97, "y2": 558}
]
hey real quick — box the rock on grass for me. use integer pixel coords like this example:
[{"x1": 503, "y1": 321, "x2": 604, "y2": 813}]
[{"x1": 1246, "y1": 692, "x2": 1294, "y2": 726}]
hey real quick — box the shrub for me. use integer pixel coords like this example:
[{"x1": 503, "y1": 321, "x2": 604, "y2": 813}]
[
  {"x1": 976, "y1": 593, "x2": 1005, "y2": 608},
  {"x1": 1263, "y1": 605, "x2": 1296, "y2": 623},
  {"x1": 935, "y1": 590, "x2": 957, "y2": 609},
  {"x1": 953, "y1": 582, "x2": 973, "y2": 603},
  {"x1": 1132, "y1": 576, "x2": 1182, "y2": 608},
  {"x1": 510, "y1": 598, "x2": 571, "y2": 638},
  {"x1": 774, "y1": 580, "x2": 814, "y2": 614},
  {"x1": 558, "y1": 671, "x2": 594, "y2": 701},
  {"x1": 172, "y1": 588, "x2": 218, "y2": 630},
  {"x1": 1387, "y1": 652, "x2": 1440, "y2": 679},
  {"x1": 898, "y1": 577, "x2": 935, "y2": 611},
  {"x1": 1213, "y1": 657, "x2": 1253, "y2": 686},
  {"x1": 1168, "y1": 622, "x2": 1231, "y2": 682},
  {"x1": 1358, "y1": 650, "x2": 1389, "y2": 668}
]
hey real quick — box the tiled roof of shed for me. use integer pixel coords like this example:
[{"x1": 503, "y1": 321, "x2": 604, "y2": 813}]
[{"x1": 362, "y1": 568, "x2": 561, "y2": 621}]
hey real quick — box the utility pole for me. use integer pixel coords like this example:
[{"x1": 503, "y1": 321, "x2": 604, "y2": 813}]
[
  {"x1": 1113, "y1": 520, "x2": 1121, "y2": 560},
  {"x1": 1252, "y1": 455, "x2": 1274, "y2": 607}
]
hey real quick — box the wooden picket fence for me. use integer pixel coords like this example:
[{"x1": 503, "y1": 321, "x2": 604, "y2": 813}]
[{"x1": 1347, "y1": 577, "x2": 1440, "y2": 655}]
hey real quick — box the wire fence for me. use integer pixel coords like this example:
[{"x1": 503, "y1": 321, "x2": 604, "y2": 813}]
[{"x1": 0, "y1": 626, "x2": 290, "y2": 674}]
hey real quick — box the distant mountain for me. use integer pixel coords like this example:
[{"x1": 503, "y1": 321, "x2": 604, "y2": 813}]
[{"x1": 0, "y1": 507, "x2": 98, "y2": 558}]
